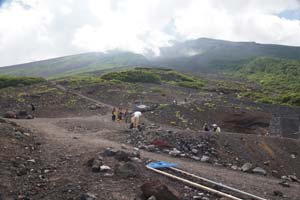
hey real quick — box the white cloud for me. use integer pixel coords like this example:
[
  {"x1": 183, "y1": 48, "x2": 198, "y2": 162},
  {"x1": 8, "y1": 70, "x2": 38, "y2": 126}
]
[{"x1": 0, "y1": 0, "x2": 300, "y2": 66}]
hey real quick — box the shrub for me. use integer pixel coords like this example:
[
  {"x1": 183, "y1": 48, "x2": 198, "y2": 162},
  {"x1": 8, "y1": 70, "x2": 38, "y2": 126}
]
[{"x1": 0, "y1": 76, "x2": 45, "y2": 89}]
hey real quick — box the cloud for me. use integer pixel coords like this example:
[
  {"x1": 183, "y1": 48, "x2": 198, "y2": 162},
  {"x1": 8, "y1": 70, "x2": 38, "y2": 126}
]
[{"x1": 0, "y1": 0, "x2": 300, "y2": 66}]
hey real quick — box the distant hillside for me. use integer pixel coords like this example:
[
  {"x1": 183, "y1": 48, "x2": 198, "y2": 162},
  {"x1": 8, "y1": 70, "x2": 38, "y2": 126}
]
[
  {"x1": 1, "y1": 38, "x2": 300, "y2": 77},
  {"x1": 156, "y1": 38, "x2": 300, "y2": 72},
  {"x1": 0, "y1": 51, "x2": 150, "y2": 78}
]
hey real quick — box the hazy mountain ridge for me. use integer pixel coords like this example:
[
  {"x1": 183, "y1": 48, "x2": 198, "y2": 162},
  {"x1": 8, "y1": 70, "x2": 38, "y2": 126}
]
[
  {"x1": 0, "y1": 51, "x2": 149, "y2": 78},
  {"x1": 1, "y1": 38, "x2": 300, "y2": 77}
]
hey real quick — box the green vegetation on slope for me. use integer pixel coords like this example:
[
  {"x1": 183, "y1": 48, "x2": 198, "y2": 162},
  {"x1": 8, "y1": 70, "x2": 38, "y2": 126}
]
[
  {"x1": 235, "y1": 57, "x2": 300, "y2": 106},
  {"x1": 0, "y1": 76, "x2": 45, "y2": 89},
  {"x1": 101, "y1": 68, "x2": 205, "y2": 89}
]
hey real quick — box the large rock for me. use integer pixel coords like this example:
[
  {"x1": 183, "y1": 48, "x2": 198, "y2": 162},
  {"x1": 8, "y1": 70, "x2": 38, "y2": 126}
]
[
  {"x1": 4, "y1": 111, "x2": 17, "y2": 119},
  {"x1": 115, "y1": 151, "x2": 131, "y2": 162},
  {"x1": 169, "y1": 149, "x2": 181, "y2": 157},
  {"x1": 141, "y1": 180, "x2": 181, "y2": 200},
  {"x1": 16, "y1": 110, "x2": 29, "y2": 119},
  {"x1": 252, "y1": 167, "x2": 267, "y2": 176},
  {"x1": 92, "y1": 159, "x2": 102, "y2": 172},
  {"x1": 200, "y1": 155, "x2": 210, "y2": 162},
  {"x1": 102, "y1": 148, "x2": 117, "y2": 157},
  {"x1": 80, "y1": 193, "x2": 96, "y2": 200},
  {"x1": 241, "y1": 163, "x2": 253, "y2": 172},
  {"x1": 115, "y1": 162, "x2": 139, "y2": 178}
]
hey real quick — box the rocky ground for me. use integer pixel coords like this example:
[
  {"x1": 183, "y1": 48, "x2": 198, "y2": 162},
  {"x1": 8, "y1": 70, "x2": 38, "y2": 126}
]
[{"x1": 1, "y1": 75, "x2": 300, "y2": 200}]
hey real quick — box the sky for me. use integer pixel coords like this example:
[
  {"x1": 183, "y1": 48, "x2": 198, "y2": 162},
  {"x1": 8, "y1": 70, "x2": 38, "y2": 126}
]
[{"x1": 0, "y1": 0, "x2": 300, "y2": 67}]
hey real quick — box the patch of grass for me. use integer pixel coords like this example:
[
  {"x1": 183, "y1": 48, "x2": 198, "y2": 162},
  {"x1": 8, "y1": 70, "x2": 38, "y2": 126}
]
[
  {"x1": 101, "y1": 68, "x2": 205, "y2": 89},
  {"x1": 0, "y1": 75, "x2": 45, "y2": 89},
  {"x1": 101, "y1": 69, "x2": 161, "y2": 83}
]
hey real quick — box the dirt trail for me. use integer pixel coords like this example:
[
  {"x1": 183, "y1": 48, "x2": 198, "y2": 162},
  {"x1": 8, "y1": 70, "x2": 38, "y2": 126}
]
[{"x1": 13, "y1": 116, "x2": 300, "y2": 200}]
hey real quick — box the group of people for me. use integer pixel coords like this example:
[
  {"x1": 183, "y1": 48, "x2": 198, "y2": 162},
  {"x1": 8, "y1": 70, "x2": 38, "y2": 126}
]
[
  {"x1": 111, "y1": 107, "x2": 129, "y2": 123},
  {"x1": 202, "y1": 123, "x2": 221, "y2": 133},
  {"x1": 111, "y1": 107, "x2": 142, "y2": 129}
]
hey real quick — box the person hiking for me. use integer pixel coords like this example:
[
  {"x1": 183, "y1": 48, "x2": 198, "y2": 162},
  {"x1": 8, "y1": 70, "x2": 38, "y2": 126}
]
[
  {"x1": 112, "y1": 107, "x2": 117, "y2": 122},
  {"x1": 203, "y1": 123, "x2": 210, "y2": 131},
  {"x1": 212, "y1": 124, "x2": 221, "y2": 133},
  {"x1": 30, "y1": 103, "x2": 36, "y2": 117},
  {"x1": 117, "y1": 107, "x2": 123, "y2": 122},
  {"x1": 132, "y1": 111, "x2": 142, "y2": 128},
  {"x1": 124, "y1": 109, "x2": 130, "y2": 123}
]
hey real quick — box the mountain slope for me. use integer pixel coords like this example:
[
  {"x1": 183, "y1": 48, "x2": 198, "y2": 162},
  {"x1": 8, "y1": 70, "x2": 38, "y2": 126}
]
[
  {"x1": 1, "y1": 38, "x2": 300, "y2": 77},
  {"x1": 0, "y1": 51, "x2": 150, "y2": 78},
  {"x1": 156, "y1": 38, "x2": 300, "y2": 72}
]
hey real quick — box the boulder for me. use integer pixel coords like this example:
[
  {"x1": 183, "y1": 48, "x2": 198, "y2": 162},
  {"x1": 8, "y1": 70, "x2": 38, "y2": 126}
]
[
  {"x1": 252, "y1": 167, "x2": 267, "y2": 176},
  {"x1": 288, "y1": 175, "x2": 299, "y2": 182},
  {"x1": 191, "y1": 156, "x2": 200, "y2": 161},
  {"x1": 115, "y1": 151, "x2": 131, "y2": 162},
  {"x1": 100, "y1": 165, "x2": 111, "y2": 172},
  {"x1": 102, "y1": 148, "x2": 117, "y2": 157},
  {"x1": 200, "y1": 155, "x2": 210, "y2": 162},
  {"x1": 273, "y1": 190, "x2": 283, "y2": 197},
  {"x1": 4, "y1": 111, "x2": 16, "y2": 119},
  {"x1": 92, "y1": 159, "x2": 102, "y2": 172},
  {"x1": 141, "y1": 180, "x2": 181, "y2": 200},
  {"x1": 169, "y1": 149, "x2": 181, "y2": 157},
  {"x1": 241, "y1": 163, "x2": 253, "y2": 172},
  {"x1": 16, "y1": 110, "x2": 29, "y2": 119},
  {"x1": 115, "y1": 162, "x2": 139, "y2": 178},
  {"x1": 191, "y1": 149, "x2": 198, "y2": 154},
  {"x1": 80, "y1": 193, "x2": 97, "y2": 200}
]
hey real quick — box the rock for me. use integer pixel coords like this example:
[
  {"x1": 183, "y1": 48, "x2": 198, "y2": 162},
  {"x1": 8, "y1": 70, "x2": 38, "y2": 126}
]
[
  {"x1": 279, "y1": 181, "x2": 290, "y2": 187},
  {"x1": 191, "y1": 156, "x2": 200, "y2": 161},
  {"x1": 169, "y1": 149, "x2": 181, "y2": 157},
  {"x1": 80, "y1": 193, "x2": 97, "y2": 200},
  {"x1": 131, "y1": 157, "x2": 142, "y2": 163},
  {"x1": 252, "y1": 167, "x2": 267, "y2": 176},
  {"x1": 27, "y1": 159, "x2": 36, "y2": 164},
  {"x1": 241, "y1": 163, "x2": 253, "y2": 172},
  {"x1": 121, "y1": 144, "x2": 127, "y2": 149},
  {"x1": 4, "y1": 111, "x2": 16, "y2": 119},
  {"x1": 16, "y1": 110, "x2": 29, "y2": 119},
  {"x1": 281, "y1": 175, "x2": 289, "y2": 180},
  {"x1": 100, "y1": 165, "x2": 111, "y2": 172},
  {"x1": 115, "y1": 151, "x2": 131, "y2": 161},
  {"x1": 191, "y1": 149, "x2": 198, "y2": 154},
  {"x1": 102, "y1": 148, "x2": 117, "y2": 157},
  {"x1": 115, "y1": 162, "x2": 139, "y2": 178},
  {"x1": 231, "y1": 165, "x2": 238, "y2": 170},
  {"x1": 148, "y1": 196, "x2": 157, "y2": 200},
  {"x1": 273, "y1": 190, "x2": 283, "y2": 197},
  {"x1": 146, "y1": 145, "x2": 156, "y2": 152},
  {"x1": 89, "y1": 105, "x2": 98, "y2": 110},
  {"x1": 92, "y1": 159, "x2": 102, "y2": 172},
  {"x1": 290, "y1": 154, "x2": 296, "y2": 159},
  {"x1": 200, "y1": 155, "x2": 210, "y2": 162},
  {"x1": 288, "y1": 175, "x2": 299, "y2": 182},
  {"x1": 17, "y1": 168, "x2": 27, "y2": 176},
  {"x1": 141, "y1": 180, "x2": 181, "y2": 200}
]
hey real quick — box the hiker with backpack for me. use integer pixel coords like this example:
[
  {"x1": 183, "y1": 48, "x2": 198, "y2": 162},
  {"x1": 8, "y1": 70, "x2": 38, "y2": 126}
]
[
  {"x1": 117, "y1": 107, "x2": 123, "y2": 122},
  {"x1": 112, "y1": 107, "x2": 117, "y2": 122},
  {"x1": 131, "y1": 111, "x2": 142, "y2": 129},
  {"x1": 212, "y1": 124, "x2": 221, "y2": 133},
  {"x1": 203, "y1": 123, "x2": 210, "y2": 131}
]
